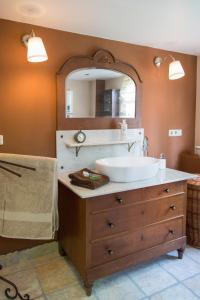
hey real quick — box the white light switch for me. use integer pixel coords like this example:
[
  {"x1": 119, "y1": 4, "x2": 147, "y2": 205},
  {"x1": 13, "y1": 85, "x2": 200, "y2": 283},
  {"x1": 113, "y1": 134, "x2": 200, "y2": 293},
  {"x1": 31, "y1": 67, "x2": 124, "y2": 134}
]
[
  {"x1": 169, "y1": 129, "x2": 182, "y2": 137},
  {"x1": 0, "y1": 135, "x2": 4, "y2": 145}
]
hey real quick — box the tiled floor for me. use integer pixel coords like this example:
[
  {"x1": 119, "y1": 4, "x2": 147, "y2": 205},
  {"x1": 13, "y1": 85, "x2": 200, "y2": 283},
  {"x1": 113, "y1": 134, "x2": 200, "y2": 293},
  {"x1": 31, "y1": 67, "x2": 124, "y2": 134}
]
[{"x1": 0, "y1": 242, "x2": 200, "y2": 300}]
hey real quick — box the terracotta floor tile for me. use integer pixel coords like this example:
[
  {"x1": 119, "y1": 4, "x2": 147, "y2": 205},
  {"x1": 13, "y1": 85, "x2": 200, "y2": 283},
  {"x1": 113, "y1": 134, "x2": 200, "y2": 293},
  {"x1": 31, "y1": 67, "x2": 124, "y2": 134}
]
[
  {"x1": 1, "y1": 242, "x2": 200, "y2": 299},
  {"x1": 23, "y1": 241, "x2": 58, "y2": 260},
  {"x1": 0, "y1": 269, "x2": 43, "y2": 300},
  {"x1": 35, "y1": 256, "x2": 79, "y2": 294},
  {"x1": 0, "y1": 251, "x2": 32, "y2": 276},
  {"x1": 46, "y1": 283, "x2": 98, "y2": 300}
]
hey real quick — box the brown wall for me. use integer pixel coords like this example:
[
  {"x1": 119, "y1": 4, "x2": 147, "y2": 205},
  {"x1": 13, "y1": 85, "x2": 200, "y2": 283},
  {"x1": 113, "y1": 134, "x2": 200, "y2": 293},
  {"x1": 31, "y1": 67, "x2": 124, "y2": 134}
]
[{"x1": 0, "y1": 19, "x2": 197, "y2": 253}]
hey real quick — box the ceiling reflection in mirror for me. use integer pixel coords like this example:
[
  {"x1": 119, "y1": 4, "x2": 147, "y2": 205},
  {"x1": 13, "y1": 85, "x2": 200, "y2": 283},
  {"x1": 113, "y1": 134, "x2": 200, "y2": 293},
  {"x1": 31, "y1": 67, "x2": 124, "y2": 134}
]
[{"x1": 65, "y1": 68, "x2": 136, "y2": 118}]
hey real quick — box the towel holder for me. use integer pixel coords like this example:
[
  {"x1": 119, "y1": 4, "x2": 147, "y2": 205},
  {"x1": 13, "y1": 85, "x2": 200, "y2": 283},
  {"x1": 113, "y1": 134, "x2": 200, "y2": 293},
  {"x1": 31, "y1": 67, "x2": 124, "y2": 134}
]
[
  {"x1": 0, "y1": 165, "x2": 22, "y2": 177},
  {"x1": 0, "y1": 160, "x2": 36, "y2": 177},
  {"x1": 0, "y1": 160, "x2": 36, "y2": 299}
]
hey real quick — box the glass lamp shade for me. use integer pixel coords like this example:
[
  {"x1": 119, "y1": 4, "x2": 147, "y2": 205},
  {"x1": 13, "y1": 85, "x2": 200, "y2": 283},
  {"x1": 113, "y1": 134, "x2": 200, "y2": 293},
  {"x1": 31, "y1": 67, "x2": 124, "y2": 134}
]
[
  {"x1": 169, "y1": 60, "x2": 185, "y2": 80},
  {"x1": 27, "y1": 36, "x2": 48, "y2": 62}
]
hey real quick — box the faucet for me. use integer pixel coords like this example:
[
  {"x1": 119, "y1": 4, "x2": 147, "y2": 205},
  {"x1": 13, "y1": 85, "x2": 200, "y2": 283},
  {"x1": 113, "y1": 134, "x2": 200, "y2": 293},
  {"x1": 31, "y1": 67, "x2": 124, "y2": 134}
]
[{"x1": 143, "y1": 136, "x2": 149, "y2": 156}]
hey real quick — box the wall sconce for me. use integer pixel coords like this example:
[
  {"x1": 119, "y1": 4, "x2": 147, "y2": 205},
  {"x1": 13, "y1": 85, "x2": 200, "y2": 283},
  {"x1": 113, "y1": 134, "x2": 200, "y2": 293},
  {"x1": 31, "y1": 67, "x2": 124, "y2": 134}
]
[
  {"x1": 153, "y1": 55, "x2": 185, "y2": 80},
  {"x1": 21, "y1": 30, "x2": 48, "y2": 63}
]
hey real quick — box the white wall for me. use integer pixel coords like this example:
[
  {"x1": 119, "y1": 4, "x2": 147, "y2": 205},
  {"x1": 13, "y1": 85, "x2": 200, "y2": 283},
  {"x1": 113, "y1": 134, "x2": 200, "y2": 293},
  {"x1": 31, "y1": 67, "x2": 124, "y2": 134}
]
[
  {"x1": 66, "y1": 79, "x2": 95, "y2": 117},
  {"x1": 105, "y1": 76, "x2": 124, "y2": 90},
  {"x1": 90, "y1": 80, "x2": 96, "y2": 116},
  {"x1": 195, "y1": 56, "x2": 200, "y2": 148}
]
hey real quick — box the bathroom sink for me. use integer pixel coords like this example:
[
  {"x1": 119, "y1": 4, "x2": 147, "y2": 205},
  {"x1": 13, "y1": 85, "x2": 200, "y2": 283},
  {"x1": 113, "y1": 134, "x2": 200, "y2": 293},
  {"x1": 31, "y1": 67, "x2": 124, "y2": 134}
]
[{"x1": 96, "y1": 156, "x2": 160, "y2": 182}]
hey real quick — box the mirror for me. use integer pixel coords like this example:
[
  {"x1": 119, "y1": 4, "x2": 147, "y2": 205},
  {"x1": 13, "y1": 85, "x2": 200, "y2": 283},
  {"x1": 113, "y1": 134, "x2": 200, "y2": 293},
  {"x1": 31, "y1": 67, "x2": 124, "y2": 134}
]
[
  {"x1": 65, "y1": 68, "x2": 136, "y2": 118},
  {"x1": 57, "y1": 49, "x2": 142, "y2": 129}
]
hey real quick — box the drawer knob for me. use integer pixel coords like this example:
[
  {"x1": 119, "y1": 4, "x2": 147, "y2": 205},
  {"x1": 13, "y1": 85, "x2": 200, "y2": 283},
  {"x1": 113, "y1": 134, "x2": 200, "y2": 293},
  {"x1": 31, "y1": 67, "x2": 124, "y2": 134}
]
[
  {"x1": 164, "y1": 188, "x2": 170, "y2": 193},
  {"x1": 170, "y1": 205, "x2": 176, "y2": 210},
  {"x1": 116, "y1": 196, "x2": 123, "y2": 204},
  {"x1": 108, "y1": 249, "x2": 114, "y2": 255},
  {"x1": 107, "y1": 222, "x2": 115, "y2": 228},
  {"x1": 169, "y1": 229, "x2": 175, "y2": 235}
]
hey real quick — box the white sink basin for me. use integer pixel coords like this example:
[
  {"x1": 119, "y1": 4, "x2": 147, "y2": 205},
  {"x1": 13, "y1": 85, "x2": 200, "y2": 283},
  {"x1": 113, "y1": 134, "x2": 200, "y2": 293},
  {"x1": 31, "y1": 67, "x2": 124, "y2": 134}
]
[{"x1": 96, "y1": 156, "x2": 160, "y2": 182}]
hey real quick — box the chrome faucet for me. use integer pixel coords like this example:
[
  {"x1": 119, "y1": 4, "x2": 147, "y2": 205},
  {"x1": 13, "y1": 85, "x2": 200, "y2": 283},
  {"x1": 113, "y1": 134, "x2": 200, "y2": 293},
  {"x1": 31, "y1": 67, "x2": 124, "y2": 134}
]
[{"x1": 143, "y1": 136, "x2": 149, "y2": 156}]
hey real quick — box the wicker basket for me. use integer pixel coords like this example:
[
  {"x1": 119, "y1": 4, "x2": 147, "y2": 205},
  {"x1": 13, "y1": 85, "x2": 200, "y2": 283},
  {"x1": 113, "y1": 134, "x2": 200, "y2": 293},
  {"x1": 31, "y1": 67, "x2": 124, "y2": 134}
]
[{"x1": 187, "y1": 176, "x2": 200, "y2": 248}]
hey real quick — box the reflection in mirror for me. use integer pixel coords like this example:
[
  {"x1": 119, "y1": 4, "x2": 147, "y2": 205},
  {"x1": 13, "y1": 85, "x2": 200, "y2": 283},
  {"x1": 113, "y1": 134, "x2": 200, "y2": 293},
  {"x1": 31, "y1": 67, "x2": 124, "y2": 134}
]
[{"x1": 65, "y1": 68, "x2": 136, "y2": 118}]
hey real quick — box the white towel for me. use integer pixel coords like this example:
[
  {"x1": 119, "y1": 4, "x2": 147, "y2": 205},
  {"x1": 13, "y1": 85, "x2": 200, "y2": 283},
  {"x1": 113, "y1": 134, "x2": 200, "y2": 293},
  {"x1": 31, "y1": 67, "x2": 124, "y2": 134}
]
[{"x1": 0, "y1": 153, "x2": 58, "y2": 240}]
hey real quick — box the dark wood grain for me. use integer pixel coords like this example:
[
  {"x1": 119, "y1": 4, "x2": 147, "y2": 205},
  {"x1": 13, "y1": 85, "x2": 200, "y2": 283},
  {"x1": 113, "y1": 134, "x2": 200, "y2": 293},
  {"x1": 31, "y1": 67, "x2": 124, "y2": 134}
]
[
  {"x1": 90, "y1": 194, "x2": 185, "y2": 240},
  {"x1": 58, "y1": 180, "x2": 187, "y2": 296},
  {"x1": 86, "y1": 237, "x2": 186, "y2": 283},
  {"x1": 58, "y1": 182, "x2": 87, "y2": 278},
  {"x1": 90, "y1": 218, "x2": 183, "y2": 267}
]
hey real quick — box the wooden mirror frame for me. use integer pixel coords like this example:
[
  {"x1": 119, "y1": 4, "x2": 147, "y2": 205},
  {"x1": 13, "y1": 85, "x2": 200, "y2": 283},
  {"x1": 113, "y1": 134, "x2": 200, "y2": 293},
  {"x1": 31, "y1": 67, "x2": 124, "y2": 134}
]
[{"x1": 56, "y1": 49, "x2": 142, "y2": 130}]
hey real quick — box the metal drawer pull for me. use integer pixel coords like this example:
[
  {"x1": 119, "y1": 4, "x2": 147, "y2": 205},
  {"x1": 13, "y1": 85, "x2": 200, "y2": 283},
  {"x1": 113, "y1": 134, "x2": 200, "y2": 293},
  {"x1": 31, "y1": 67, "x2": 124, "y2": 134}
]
[
  {"x1": 107, "y1": 222, "x2": 115, "y2": 228},
  {"x1": 108, "y1": 249, "x2": 114, "y2": 255},
  {"x1": 169, "y1": 229, "x2": 175, "y2": 235},
  {"x1": 170, "y1": 205, "x2": 176, "y2": 210},
  {"x1": 116, "y1": 196, "x2": 123, "y2": 204},
  {"x1": 141, "y1": 234, "x2": 144, "y2": 241},
  {"x1": 164, "y1": 188, "x2": 170, "y2": 193}
]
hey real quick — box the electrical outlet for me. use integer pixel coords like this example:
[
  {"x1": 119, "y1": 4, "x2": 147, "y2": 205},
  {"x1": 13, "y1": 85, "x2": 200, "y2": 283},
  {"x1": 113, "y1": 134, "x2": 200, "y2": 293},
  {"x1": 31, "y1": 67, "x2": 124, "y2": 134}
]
[
  {"x1": 0, "y1": 135, "x2": 3, "y2": 145},
  {"x1": 168, "y1": 129, "x2": 182, "y2": 137}
]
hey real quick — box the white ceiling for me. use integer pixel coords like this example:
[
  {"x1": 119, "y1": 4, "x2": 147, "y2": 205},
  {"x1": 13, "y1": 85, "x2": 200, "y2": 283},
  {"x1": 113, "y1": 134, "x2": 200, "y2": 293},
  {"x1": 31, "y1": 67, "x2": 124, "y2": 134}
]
[
  {"x1": 1, "y1": 0, "x2": 200, "y2": 55},
  {"x1": 68, "y1": 69, "x2": 123, "y2": 80}
]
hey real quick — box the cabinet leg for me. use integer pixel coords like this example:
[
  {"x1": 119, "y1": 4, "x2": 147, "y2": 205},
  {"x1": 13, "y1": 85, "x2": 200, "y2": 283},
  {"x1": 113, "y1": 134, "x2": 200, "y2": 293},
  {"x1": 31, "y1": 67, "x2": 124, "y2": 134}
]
[
  {"x1": 177, "y1": 248, "x2": 185, "y2": 259},
  {"x1": 84, "y1": 280, "x2": 93, "y2": 297},
  {"x1": 58, "y1": 242, "x2": 66, "y2": 257}
]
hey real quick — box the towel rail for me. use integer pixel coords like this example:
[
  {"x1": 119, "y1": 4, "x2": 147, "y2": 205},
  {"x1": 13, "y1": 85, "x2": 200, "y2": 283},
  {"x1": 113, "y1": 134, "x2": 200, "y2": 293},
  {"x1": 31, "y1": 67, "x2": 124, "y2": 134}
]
[
  {"x1": 0, "y1": 160, "x2": 36, "y2": 171},
  {"x1": 0, "y1": 165, "x2": 22, "y2": 177},
  {"x1": 0, "y1": 159, "x2": 35, "y2": 299},
  {"x1": 0, "y1": 160, "x2": 36, "y2": 177}
]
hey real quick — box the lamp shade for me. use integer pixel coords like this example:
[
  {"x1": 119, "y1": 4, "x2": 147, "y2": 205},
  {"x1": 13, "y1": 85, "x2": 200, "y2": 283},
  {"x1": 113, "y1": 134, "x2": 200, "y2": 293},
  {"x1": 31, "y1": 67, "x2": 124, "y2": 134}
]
[
  {"x1": 27, "y1": 36, "x2": 48, "y2": 62},
  {"x1": 169, "y1": 60, "x2": 185, "y2": 80}
]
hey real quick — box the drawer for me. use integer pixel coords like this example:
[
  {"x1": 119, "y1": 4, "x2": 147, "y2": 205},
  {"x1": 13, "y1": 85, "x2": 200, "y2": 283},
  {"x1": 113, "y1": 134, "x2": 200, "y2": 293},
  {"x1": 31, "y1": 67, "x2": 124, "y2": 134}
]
[
  {"x1": 88, "y1": 189, "x2": 142, "y2": 213},
  {"x1": 87, "y1": 182, "x2": 185, "y2": 214},
  {"x1": 90, "y1": 218, "x2": 183, "y2": 267},
  {"x1": 91, "y1": 194, "x2": 185, "y2": 240},
  {"x1": 143, "y1": 182, "x2": 184, "y2": 200}
]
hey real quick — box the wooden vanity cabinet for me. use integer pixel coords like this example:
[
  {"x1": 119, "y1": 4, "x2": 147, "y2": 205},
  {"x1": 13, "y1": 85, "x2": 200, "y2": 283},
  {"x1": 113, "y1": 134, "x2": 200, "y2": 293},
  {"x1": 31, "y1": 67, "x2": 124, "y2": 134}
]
[{"x1": 58, "y1": 181, "x2": 187, "y2": 296}]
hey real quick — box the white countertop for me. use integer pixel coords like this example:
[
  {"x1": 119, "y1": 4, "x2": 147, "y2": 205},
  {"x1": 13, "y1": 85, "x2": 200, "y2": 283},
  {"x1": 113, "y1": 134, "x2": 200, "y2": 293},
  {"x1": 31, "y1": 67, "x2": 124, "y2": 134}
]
[{"x1": 58, "y1": 168, "x2": 196, "y2": 199}]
